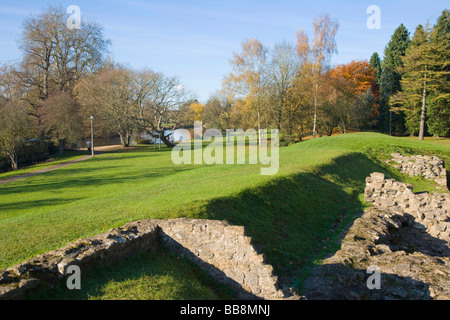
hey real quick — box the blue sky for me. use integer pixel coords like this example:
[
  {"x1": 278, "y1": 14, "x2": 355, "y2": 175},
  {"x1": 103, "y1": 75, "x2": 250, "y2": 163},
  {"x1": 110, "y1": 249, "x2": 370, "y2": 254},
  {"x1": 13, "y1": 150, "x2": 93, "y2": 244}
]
[{"x1": 0, "y1": 0, "x2": 447, "y2": 102}]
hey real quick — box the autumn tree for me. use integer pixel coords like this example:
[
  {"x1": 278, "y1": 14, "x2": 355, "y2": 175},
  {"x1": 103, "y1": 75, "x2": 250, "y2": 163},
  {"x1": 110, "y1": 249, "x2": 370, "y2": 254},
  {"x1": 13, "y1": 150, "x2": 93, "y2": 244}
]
[
  {"x1": 324, "y1": 60, "x2": 378, "y2": 133},
  {"x1": 223, "y1": 38, "x2": 268, "y2": 143},
  {"x1": 296, "y1": 14, "x2": 339, "y2": 138},
  {"x1": 189, "y1": 102, "x2": 205, "y2": 122},
  {"x1": 176, "y1": 99, "x2": 200, "y2": 127}
]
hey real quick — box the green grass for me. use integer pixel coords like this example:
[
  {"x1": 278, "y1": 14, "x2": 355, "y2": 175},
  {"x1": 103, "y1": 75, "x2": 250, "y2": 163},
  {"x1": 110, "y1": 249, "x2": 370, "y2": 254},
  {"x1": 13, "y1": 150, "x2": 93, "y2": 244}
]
[
  {"x1": 1, "y1": 132, "x2": 449, "y2": 298},
  {"x1": 0, "y1": 150, "x2": 89, "y2": 180}
]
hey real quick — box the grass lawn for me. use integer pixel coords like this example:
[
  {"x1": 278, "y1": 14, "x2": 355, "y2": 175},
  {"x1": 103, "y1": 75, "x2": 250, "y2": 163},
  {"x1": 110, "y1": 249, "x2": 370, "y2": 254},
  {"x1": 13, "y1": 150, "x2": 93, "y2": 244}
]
[
  {"x1": 1, "y1": 132, "x2": 449, "y2": 299},
  {"x1": 0, "y1": 150, "x2": 89, "y2": 181}
]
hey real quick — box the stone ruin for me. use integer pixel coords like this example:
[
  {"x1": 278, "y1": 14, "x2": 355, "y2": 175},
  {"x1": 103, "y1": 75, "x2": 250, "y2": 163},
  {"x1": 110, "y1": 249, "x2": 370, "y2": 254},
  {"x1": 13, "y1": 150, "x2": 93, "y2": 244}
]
[
  {"x1": 0, "y1": 219, "x2": 296, "y2": 300},
  {"x1": 386, "y1": 153, "x2": 448, "y2": 189},
  {"x1": 304, "y1": 171, "x2": 450, "y2": 300}
]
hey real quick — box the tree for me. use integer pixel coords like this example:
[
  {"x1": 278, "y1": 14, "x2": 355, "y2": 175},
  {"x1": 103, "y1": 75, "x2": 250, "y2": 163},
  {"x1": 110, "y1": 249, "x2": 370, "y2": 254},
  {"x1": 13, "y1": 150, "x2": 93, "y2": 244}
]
[
  {"x1": 369, "y1": 52, "x2": 382, "y2": 85},
  {"x1": 265, "y1": 41, "x2": 299, "y2": 132},
  {"x1": 368, "y1": 53, "x2": 382, "y2": 127},
  {"x1": 176, "y1": 99, "x2": 199, "y2": 127},
  {"x1": 380, "y1": 24, "x2": 410, "y2": 135},
  {"x1": 189, "y1": 102, "x2": 205, "y2": 122},
  {"x1": 427, "y1": 9, "x2": 450, "y2": 137},
  {"x1": 137, "y1": 72, "x2": 192, "y2": 147},
  {"x1": 203, "y1": 93, "x2": 234, "y2": 133},
  {"x1": 76, "y1": 65, "x2": 138, "y2": 147},
  {"x1": 15, "y1": 5, "x2": 109, "y2": 131},
  {"x1": 39, "y1": 91, "x2": 84, "y2": 155},
  {"x1": 323, "y1": 60, "x2": 377, "y2": 134},
  {"x1": 391, "y1": 24, "x2": 449, "y2": 140},
  {"x1": 131, "y1": 68, "x2": 158, "y2": 126},
  {"x1": 283, "y1": 69, "x2": 312, "y2": 138},
  {"x1": 223, "y1": 38, "x2": 268, "y2": 143},
  {"x1": 296, "y1": 14, "x2": 339, "y2": 138},
  {"x1": 0, "y1": 100, "x2": 32, "y2": 170}
]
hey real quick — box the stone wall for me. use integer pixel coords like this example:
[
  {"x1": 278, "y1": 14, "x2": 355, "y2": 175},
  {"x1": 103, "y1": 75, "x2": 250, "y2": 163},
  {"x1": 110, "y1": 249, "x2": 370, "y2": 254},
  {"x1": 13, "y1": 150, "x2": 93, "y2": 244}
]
[
  {"x1": 386, "y1": 153, "x2": 447, "y2": 188},
  {"x1": 158, "y1": 219, "x2": 285, "y2": 299},
  {"x1": 304, "y1": 172, "x2": 450, "y2": 300},
  {"x1": 365, "y1": 172, "x2": 450, "y2": 242},
  {"x1": 0, "y1": 219, "x2": 291, "y2": 300}
]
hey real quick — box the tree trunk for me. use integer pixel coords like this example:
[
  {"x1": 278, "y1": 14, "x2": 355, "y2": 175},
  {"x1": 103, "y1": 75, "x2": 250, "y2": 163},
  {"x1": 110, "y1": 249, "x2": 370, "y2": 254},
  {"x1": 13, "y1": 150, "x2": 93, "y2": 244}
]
[
  {"x1": 313, "y1": 83, "x2": 319, "y2": 139},
  {"x1": 389, "y1": 110, "x2": 392, "y2": 136},
  {"x1": 160, "y1": 133, "x2": 176, "y2": 148},
  {"x1": 278, "y1": 100, "x2": 283, "y2": 132},
  {"x1": 144, "y1": 128, "x2": 176, "y2": 148},
  {"x1": 59, "y1": 140, "x2": 65, "y2": 156},
  {"x1": 9, "y1": 154, "x2": 18, "y2": 171},
  {"x1": 121, "y1": 132, "x2": 131, "y2": 147},
  {"x1": 257, "y1": 110, "x2": 262, "y2": 145},
  {"x1": 119, "y1": 133, "x2": 127, "y2": 147},
  {"x1": 418, "y1": 74, "x2": 427, "y2": 141}
]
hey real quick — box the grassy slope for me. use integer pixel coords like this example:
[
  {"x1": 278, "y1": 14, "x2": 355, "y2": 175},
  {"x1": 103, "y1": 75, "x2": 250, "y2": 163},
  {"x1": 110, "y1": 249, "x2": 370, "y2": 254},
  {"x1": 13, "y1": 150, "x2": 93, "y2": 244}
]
[{"x1": 1, "y1": 132, "x2": 449, "y2": 298}]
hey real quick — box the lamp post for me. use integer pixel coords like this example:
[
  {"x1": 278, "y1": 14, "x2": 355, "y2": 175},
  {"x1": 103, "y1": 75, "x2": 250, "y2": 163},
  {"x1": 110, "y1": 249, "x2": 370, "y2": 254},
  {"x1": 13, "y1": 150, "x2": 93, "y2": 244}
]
[{"x1": 90, "y1": 115, "x2": 94, "y2": 157}]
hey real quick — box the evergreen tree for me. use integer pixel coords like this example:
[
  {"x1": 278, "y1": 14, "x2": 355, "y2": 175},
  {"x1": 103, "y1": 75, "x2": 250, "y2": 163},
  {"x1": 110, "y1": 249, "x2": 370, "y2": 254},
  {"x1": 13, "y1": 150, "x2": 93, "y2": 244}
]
[
  {"x1": 369, "y1": 52, "x2": 382, "y2": 128},
  {"x1": 379, "y1": 24, "x2": 410, "y2": 135},
  {"x1": 427, "y1": 9, "x2": 450, "y2": 137},
  {"x1": 369, "y1": 52, "x2": 382, "y2": 85},
  {"x1": 392, "y1": 23, "x2": 449, "y2": 140}
]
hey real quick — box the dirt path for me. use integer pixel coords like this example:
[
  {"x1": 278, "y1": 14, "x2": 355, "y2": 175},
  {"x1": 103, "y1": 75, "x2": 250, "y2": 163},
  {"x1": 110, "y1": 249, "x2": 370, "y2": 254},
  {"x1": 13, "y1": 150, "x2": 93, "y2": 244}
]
[{"x1": 0, "y1": 145, "x2": 123, "y2": 185}]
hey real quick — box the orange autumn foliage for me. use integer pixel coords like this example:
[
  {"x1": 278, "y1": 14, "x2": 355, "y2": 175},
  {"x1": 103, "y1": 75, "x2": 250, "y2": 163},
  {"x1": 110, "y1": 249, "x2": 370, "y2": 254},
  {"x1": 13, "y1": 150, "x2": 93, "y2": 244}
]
[
  {"x1": 328, "y1": 60, "x2": 380, "y2": 118},
  {"x1": 329, "y1": 60, "x2": 377, "y2": 95}
]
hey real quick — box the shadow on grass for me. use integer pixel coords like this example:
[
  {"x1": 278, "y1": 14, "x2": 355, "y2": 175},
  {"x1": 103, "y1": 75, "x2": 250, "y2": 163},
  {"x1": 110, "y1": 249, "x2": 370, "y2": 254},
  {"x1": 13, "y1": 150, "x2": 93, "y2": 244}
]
[
  {"x1": 199, "y1": 152, "x2": 396, "y2": 291},
  {"x1": 0, "y1": 164, "x2": 194, "y2": 196},
  {"x1": 27, "y1": 247, "x2": 237, "y2": 300},
  {"x1": 0, "y1": 198, "x2": 84, "y2": 212}
]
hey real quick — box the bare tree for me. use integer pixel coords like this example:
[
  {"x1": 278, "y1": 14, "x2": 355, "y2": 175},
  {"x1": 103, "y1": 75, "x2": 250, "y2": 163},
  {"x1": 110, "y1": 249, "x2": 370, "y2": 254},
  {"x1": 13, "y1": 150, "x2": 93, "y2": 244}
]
[
  {"x1": 19, "y1": 5, "x2": 110, "y2": 94},
  {"x1": 76, "y1": 65, "x2": 138, "y2": 147},
  {"x1": 265, "y1": 41, "x2": 299, "y2": 132},
  {"x1": 134, "y1": 71, "x2": 192, "y2": 147},
  {"x1": 15, "y1": 5, "x2": 109, "y2": 130}
]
